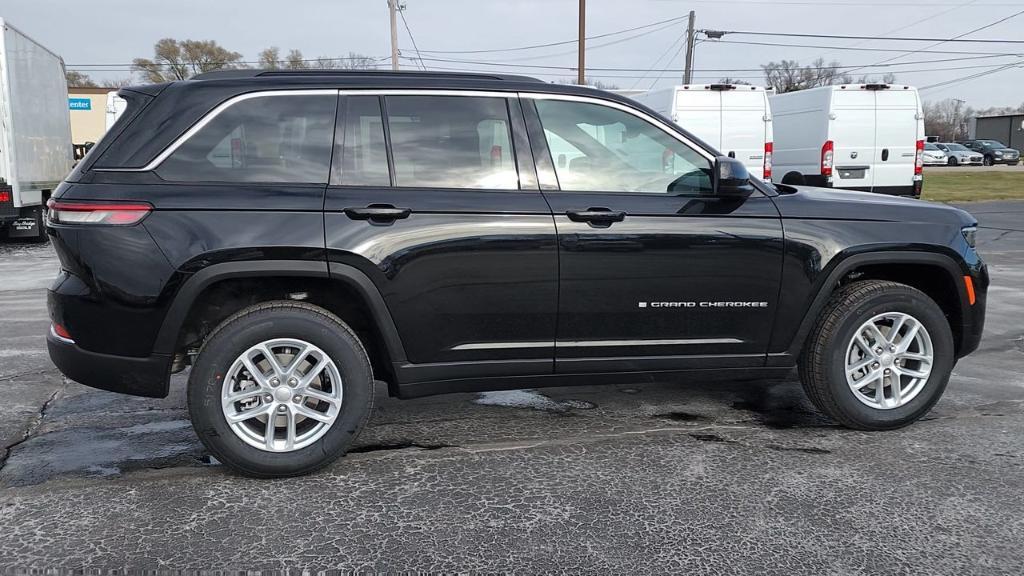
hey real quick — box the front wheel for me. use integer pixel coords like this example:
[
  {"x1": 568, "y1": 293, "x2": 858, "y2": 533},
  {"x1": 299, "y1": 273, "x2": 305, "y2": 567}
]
[
  {"x1": 799, "y1": 280, "x2": 954, "y2": 430},
  {"x1": 188, "y1": 301, "x2": 374, "y2": 477},
  {"x1": 983, "y1": 156, "x2": 994, "y2": 166}
]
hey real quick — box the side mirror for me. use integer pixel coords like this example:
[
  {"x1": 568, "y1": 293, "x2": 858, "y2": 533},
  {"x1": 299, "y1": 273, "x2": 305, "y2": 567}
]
[{"x1": 714, "y1": 156, "x2": 754, "y2": 197}]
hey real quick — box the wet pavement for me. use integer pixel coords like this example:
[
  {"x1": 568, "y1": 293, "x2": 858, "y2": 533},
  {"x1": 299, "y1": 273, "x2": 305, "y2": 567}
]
[{"x1": 1, "y1": 201, "x2": 1023, "y2": 573}]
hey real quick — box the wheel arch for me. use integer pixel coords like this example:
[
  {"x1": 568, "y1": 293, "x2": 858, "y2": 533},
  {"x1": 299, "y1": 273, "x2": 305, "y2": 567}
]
[
  {"x1": 154, "y1": 260, "x2": 407, "y2": 387},
  {"x1": 778, "y1": 250, "x2": 971, "y2": 362}
]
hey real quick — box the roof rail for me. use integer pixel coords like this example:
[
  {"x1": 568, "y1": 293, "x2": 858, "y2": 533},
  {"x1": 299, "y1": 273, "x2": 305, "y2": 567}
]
[{"x1": 191, "y1": 69, "x2": 544, "y2": 83}]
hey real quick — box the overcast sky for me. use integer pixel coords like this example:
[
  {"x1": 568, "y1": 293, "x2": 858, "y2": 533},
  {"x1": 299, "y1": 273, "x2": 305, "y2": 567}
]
[{"x1": 5, "y1": 0, "x2": 1022, "y2": 108}]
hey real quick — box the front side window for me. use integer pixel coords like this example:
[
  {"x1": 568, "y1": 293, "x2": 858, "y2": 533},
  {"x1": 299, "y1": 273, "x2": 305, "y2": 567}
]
[
  {"x1": 385, "y1": 95, "x2": 519, "y2": 190},
  {"x1": 535, "y1": 98, "x2": 713, "y2": 194},
  {"x1": 158, "y1": 94, "x2": 337, "y2": 183}
]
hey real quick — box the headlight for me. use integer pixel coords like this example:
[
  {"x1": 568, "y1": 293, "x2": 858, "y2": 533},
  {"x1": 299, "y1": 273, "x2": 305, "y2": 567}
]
[
  {"x1": 962, "y1": 226, "x2": 977, "y2": 248},
  {"x1": 994, "y1": 150, "x2": 1003, "y2": 155}
]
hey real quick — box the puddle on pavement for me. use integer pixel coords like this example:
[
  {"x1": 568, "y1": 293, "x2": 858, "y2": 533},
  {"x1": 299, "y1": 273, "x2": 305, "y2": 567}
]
[
  {"x1": 474, "y1": 389, "x2": 597, "y2": 413},
  {"x1": 0, "y1": 419, "x2": 205, "y2": 487}
]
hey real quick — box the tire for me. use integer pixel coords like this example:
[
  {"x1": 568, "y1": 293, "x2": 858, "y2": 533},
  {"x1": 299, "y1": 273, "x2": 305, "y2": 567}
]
[
  {"x1": 983, "y1": 156, "x2": 994, "y2": 166},
  {"x1": 798, "y1": 280, "x2": 954, "y2": 430},
  {"x1": 781, "y1": 171, "x2": 806, "y2": 186},
  {"x1": 188, "y1": 301, "x2": 374, "y2": 477},
  {"x1": 947, "y1": 157, "x2": 958, "y2": 166}
]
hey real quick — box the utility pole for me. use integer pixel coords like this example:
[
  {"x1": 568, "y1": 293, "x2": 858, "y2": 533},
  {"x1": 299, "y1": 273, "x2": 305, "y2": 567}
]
[
  {"x1": 578, "y1": 0, "x2": 586, "y2": 85},
  {"x1": 389, "y1": 0, "x2": 400, "y2": 71},
  {"x1": 682, "y1": 10, "x2": 696, "y2": 84}
]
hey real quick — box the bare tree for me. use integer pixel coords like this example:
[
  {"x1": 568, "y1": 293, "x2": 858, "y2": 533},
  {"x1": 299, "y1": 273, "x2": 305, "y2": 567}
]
[
  {"x1": 761, "y1": 58, "x2": 852, "y2": 93},
  {"x1": 260, "y1": 48, "x2": 376, "y2": 70},
  {"x1": 854, "y1": 72, "x2": 898, "y2": 85},
  {"x1": 132, "y1": 39, "x2": 245, "y2": 83},
  {"x1": 556, "y1": 77, "x2": 620, "y2": 90},
  {"x1": 65, "y1": 70, "x2": 97, "y2": 87},
  {"x1": 717, "y1": 77, "x2": 752, "y2": 86},
  {"x1": 923, "y1": 98, "x2": 972, "y2": 141},
  {"x1": 103, "y1": 78, "x2": 135, "y2": 89}
]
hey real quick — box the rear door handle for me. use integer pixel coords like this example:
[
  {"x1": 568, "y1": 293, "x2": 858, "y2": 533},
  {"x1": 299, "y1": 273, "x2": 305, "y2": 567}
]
[
  {"x1": 566, "y1": 208, "x2": 627, "y2": 225},
  {"x1": 343, "y1": 204, "x2": 412, "y2": 223}
]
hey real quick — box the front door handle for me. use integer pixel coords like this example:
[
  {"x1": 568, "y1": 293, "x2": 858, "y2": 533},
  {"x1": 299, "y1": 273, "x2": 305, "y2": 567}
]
[
  {"x1": 344, "y1": 204, "x2": 412, "y2": 223},
  {"x1": 882, "y1": 148, "x2": 890, "y2": 161},
  {"x1": 566, "y1": 208, "x2": 627, "y2": 225}
]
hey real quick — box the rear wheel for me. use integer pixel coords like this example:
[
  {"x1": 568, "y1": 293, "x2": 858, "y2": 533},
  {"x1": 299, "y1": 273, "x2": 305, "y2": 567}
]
[
  {"x1": 983, "y1": 156, "x2": 994, "y2": 166},
  {"x1": 799, "y1": 280, "x2": 954, "y2": 430},
  {"x1": 947, "y1": 157, "x2": 958, "y2": 166},
  {"x1": 188, "y1": 301, "x2": 374, "y2": 477}
]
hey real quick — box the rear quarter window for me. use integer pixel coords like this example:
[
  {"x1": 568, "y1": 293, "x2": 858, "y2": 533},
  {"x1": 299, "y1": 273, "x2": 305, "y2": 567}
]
[{"x1": 157, "y1": 94, "x2": 337, "y2": 183}]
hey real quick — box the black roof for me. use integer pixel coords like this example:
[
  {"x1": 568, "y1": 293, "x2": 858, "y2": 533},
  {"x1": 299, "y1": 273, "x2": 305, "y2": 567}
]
[{"x1": 192, "y1": 68, "x2": 545, "y2": 84}]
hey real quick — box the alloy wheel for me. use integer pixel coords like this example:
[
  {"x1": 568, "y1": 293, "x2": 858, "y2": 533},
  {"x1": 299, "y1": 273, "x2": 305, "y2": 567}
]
[
  {"x1": 845, "y1": 312, "x2": 933, "y2": 410},
  {"x1": 221, "y1": 338, "x2": 343, "y2": 452}
]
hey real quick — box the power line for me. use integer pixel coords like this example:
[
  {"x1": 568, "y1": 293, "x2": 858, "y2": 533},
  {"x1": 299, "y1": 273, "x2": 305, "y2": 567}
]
[
  {"x1": 705, "y1": 38, "x2": 1019, "y2": 56},
  {"x1": 706, "y1": 22, "x2": 1024, "y2": 44},
  {"x1": 650, "y1": 39, "x2": 692, "y2": 90},
  {"x1": 628, "y1": 33, "x2": 687, "y2": 89},
  {"x1": 844, "y1": 7, "x2": 1023, "y2": 75},
  {"x1": 815, "y1": 2, "x2": 972, "y2": 60},
  {"x1": 412, "y1": 14, "x2": 688, "y2": 54},
  {"x1": 397, "y1": 6, "x2": 427, "y2": 71},
  {"x1": 919, "y1": 60, "x2": 1024, "y2": 91}
]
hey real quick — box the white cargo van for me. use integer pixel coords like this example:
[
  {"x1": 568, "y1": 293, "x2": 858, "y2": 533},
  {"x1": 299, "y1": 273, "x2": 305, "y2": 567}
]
[
  {"x1": 630, "y1": 84, "x2": 774, "y2": 180},
  {"x1": 770, "y1": 84, "x2": 924, "y2": 197},
  {"x1": 0, "y1": 19, "x2": 73, "y2": 240}
]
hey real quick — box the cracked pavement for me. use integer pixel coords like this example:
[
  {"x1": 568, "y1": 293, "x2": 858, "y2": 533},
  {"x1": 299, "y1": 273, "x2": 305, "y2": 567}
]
[{"x1": 0, "y1": 201, "x2": 1023, "y2": 573}]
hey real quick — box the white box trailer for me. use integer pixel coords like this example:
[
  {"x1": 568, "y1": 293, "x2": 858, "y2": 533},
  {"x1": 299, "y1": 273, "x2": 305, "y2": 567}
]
[
  {"x1": 629, "y1": 84, "x2": 774, "y2": 180},
  {"x1": 0, "y1": 18, "x2": 73, "y2": 240},
  {"x1": 769, "y1": 84, "x2": 924, "y2": 197}
]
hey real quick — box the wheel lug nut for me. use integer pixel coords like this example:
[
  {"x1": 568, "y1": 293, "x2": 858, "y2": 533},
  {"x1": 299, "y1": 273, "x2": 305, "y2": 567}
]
[
  {"x1": 293, "y1": 395, "x2": 303, "y2": 403},
  {"x1": 288, "y1": 378, "x2": 298, "y2": 387},
  {"x1": 263, "y1": 394, "x2": 273, "y2": 403},
  {"x1": 277, "y1": 405, "x2": 287, "y2": 413},
  {"x1": 872, "y1": 362, "x2": 880, "y2": 369},
  {"x1": 270, "y1": 378, "x2": 280, "y2": 387}
]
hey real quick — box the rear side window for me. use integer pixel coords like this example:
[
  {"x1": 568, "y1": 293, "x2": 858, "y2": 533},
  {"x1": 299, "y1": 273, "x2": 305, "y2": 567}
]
[
  {"x1": 158, "y1": 94, "x2": 337, "y2": 183},
  {"x1": 385, "y1": 95, "x2": 519, "y2": 190},
  {"x1": 333, "y1": 95, "x2": 390, "y2": 186}
]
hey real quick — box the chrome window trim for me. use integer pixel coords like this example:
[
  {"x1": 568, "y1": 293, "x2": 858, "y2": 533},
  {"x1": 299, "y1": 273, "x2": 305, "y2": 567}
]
[
  {"x1": 519, "y1": 92, "x2": 716, "y2": 162},
  {"x1": 95, "y1": 89, "x2": 339, "y2": 172}
]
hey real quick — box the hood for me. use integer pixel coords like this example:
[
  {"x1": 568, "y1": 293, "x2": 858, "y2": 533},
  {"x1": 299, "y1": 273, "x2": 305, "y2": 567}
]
[{"x1": 772, "y1": 185, "x2": 977, "y2": 228}]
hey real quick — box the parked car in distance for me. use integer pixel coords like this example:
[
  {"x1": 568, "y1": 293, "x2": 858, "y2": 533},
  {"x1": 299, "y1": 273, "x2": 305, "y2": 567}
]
[
  {"x1": 921, "y1": 142, "x2": 947, "y2": 166},
  {"x1": 628, "y1": 84, "x2": 774, "y2": 180},
  {"x1": 770, "y1": 84, "x2": 925, "y2": 197},
  {"x1": 936, "y1": 142, "x2": 983, "y2": 166},
  {"x1": 46, "y1": 70, "x2": 987, "y2": 477},
  {"x1": 957, "y1": 139, "x2": 1021, "y2": 166}
]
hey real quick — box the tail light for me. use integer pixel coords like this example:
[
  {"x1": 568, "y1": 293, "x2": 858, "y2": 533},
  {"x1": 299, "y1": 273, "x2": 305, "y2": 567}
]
[
  {"x1": 0, "y1": 190, "x2": 10, "y2": 203},
  {"x1": 763, "y1": 142, "x2": 773, "y2": 180},
  {"x1": 47, "y1": 199, "x2": 152, "y2": 226},
  {"x1": 821, "y1": 140, "x2": 834, "y2": 177},
  {"x1": 50, "y1": 323, "x2": 75, "y2": 344},
  {"x1": 914, "y1": 140, "x2": 925, "y2": 175}
]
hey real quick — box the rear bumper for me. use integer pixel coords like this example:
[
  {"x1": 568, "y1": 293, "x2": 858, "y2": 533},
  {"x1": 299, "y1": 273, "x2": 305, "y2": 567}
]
[{"x1": 46, "y1": 330, "x2": 172, "y2": 398}]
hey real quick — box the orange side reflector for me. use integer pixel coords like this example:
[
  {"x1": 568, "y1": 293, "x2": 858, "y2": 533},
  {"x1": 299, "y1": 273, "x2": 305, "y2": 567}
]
[{"x1": 963, "y1": 275, "x2": 976, "y2": 306}]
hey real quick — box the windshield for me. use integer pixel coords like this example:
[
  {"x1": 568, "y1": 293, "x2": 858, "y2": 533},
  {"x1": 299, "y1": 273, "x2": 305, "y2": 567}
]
[
  {"x1": 925, "y1": 143, "x2": 940, "y2": 151},
  {"x1": 979, "y1": 140, "x2": 1007, "y2": 148},
  {"x1": 943, "y1": 143, "x2": 968, "y2": 152}
]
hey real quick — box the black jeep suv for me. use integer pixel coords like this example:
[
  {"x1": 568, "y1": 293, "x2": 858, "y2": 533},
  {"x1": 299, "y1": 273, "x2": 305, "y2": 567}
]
[{"x1": 46, "y1": 71, "x2": 987, "y2": 477}]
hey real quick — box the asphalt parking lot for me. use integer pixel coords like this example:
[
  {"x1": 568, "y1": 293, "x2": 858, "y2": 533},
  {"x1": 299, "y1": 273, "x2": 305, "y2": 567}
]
[{"x1": 1, "y1": 201, "x2": 1022, "y2": 573}]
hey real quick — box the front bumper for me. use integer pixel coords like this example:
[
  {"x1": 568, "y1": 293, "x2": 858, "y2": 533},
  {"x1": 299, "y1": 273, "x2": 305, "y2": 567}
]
[{"x1": 46, "y1": 330, "x2": 172, "y2": 398}]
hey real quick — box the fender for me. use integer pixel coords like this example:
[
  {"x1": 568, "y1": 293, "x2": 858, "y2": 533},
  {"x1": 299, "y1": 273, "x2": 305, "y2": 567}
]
[
  {"x1": 153, "y1": 260, "x2": 408, "y2": 366},
  {"x1": 767, "y1": 250, "x2": 970, "y2": 367}
]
